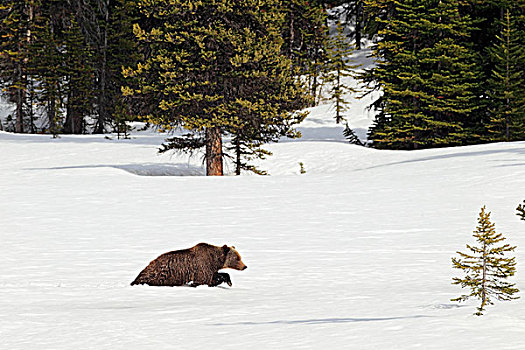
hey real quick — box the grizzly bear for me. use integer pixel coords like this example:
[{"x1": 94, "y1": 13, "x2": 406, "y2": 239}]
[{"x1": 130, "y1": 243, "x2": 247, "y2": 287}]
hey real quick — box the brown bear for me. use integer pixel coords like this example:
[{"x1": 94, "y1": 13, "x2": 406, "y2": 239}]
[{"x1": 130, "y1": 243, "x2": 247, "y2": 287}]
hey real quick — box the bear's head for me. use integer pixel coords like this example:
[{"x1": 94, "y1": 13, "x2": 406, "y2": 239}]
[{"x1": 222, "y1": 245, "x2": 247, "y2": 271}]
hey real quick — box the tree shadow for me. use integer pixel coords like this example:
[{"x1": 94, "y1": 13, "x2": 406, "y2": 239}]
[
  {"x1": 26, "y1": 163, "x2": 205, "y2": 176},
  {"x1": 211, "y1": 314, "x2": 431, "y2": 326},
  {"x1": 275, "y1": 126, "x2": 368, "y2": 144},
  {"x1": 360, "y1": 146, "x2": 525, "y2": 171}
]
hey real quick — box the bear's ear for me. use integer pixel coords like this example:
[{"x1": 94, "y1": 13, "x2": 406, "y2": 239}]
[{"x1": 222, "y1": 245, "x2": 230, "y2": 255}]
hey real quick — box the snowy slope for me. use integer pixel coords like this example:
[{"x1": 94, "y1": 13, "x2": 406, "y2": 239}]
[
  {"x1": 1, "y1": 117, "x2": 525, "y2": 349},
  {"x1": 0, "y1": 47, "x2": 524, "y2": 349}
]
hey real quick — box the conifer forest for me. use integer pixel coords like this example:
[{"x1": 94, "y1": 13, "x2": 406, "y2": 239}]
[
  {"x1": 1, "y1": 0, "x2": 524, "y2": 174},
  {"x1": 2, "y1": 1, "x2": 525, "y2": 347}
]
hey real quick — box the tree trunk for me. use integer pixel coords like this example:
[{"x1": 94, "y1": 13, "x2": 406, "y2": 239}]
[
  {"x1": 336, "y1": 72, "x2": 341, "y2": 123},
  {"x1": 235, "y1": 137, "x2": 241, "y2": 176},
  {"x1": 15, "y1": 65, "x2": 24, "y2": 133},
  {"x1": 15, "y1": 37, "x2": 25, "y2": 133},
  {"x1": 95, "y1": 1, "x2": 109, "y2": 134},
  {"x1": 28, "y1": 78, "x2": 35, "y2": 133},
  {"x1": 64, "y1": 88, "x2": 72, "y2": 133},
  {"x1": 355, "y1": 1, "x2": 363, "y2": 50},
  {"x1": 205, "y1": 127, "x2": 223, "y2": 176},
  {"x1": 65, "y1": 87, "x2": 84, "y2": 134},
  {"x1": 26, "y1": 2, "x2": 34, "y2": 133},
  {"x1": 504, "y1": 9, "x2": 510, "y2": 141},
  {"x1": 14, "y1": 0, "x2": 34, "y2": 133},
  {"x1": 288, "y1": 7, "x2": 294, "y2": 61},
  {"x1": 481, "y1": 241, "x2": 487, "y2": 310},
  {"x1": 48, "y1": 96, "x2": 57, "y2": 137},
  {"x1": 312, "y1": 70, "x2": 318, "y2": 106}
]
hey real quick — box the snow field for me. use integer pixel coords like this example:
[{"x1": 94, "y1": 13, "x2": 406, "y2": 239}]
[{"x1": 1, "y1": 131, "x2": 524, "y2": 349}]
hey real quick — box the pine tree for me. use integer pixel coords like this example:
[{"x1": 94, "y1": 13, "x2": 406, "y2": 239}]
[
  {"x1": 326, "y1": 1, "x2": 368, "y2": 50},
  {"x1": 362, "y1": 0, "x2": 481, "y2": 149},
  {"x1": 451, "y1": 206, "x2": 519, "y2": 316},
  {"x1": 517, "y1": 201, "x2": 525, "y2": 222},
  {"x1": 281, "y1": 0, "x2": 329, "y2": 105},
  {"x1": 30, "y1": 9, "x2": 65, "y2": 137},
  {"x1": 226, "y1": 133, "x2": 272, "y2": 176},
  {"x1": 486, "y1": 8, "x2": 525, "y2": 141},
  {"x1": 62, "y1": 16, "x2": 95, "y2": 134},
  {"x1": 113, "y1": 100, "x2": 133, "y2": 139},
  {"x1": 0, "y1": 0, "x2": 34, "y2": 133},
  {"x1": 124, "y1": 0, "x2": 308, "y2": 176},
  {"x1": 104, "y1": 0, "x2": 138, "y2": 134},
  {"x1": 90, "y1": 0, "x2": 111, "y2": 134},
  {"x1": 326, "y1": 21, "x2": 359, "y2": 124}
]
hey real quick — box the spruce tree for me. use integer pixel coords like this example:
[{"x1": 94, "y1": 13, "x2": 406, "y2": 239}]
[
  {"x1": 327, "y1": 1, "x2": 368, "y2": 50},
  {"x1": 30, "y1": 10, "x2": 64, "y2": 137},
  {"x1": 113, "y1": 100, "x2": 134, "y2": 139},
  {"x1": 281, "y1": 0, "x2": 329, "y2": 105},
  {"x1": 362, "y1": 0, "x2": 481, "y2": 149},
  {"x1": 517, "y1": 201, "x2": 525, "y2": 222},
  {"x1": 486, "y1": 8, "x2": 525, "y2": 141},
  {"x1": 62, "y1": 16, "x2": 95, "y2": 134},
  {"x1": 124, "y1": 0, "x2": 308, "y2": 176},
  {"x1": 103, "y1": 0, "x2": 138, "y2": 134},
  {"x1": 0, "y1": 0, "x2": 34, "y2": 133},
  {"x1": 326, "y1": 21, "x2": 359, "y2": 124},
  {"x1": 451, "y1": 206, "x2": 519, "y2": 316}
]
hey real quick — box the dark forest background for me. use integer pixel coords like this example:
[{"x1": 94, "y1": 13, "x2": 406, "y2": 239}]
[{"x1": 1, "y1": 1, "x2": 523, "y2": 151}]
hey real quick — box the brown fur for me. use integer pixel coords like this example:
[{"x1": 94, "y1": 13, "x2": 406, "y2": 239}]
[{"x1": 131, "y1": 243, "x2": 247, "y2": 287}]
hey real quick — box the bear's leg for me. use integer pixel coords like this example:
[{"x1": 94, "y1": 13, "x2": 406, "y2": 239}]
[{"x1": 210, "y1": 272, "x2": 232, "y2": 287}]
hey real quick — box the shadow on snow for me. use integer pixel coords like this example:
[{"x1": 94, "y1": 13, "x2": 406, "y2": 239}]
[
  {"x1": 211, "y1": 314, "x2": 431, "y2": 326},
  {"x1": 26, "y1": 163, "x2": 205, "y2": 176},
  {"x1": 359, "y1": 144, "x2": 525, "y2": 171}
]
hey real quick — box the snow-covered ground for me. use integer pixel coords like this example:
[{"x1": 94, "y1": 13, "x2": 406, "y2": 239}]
[
  {"x1": 1, "y1": 114, "x2": 525, "y2": 349},
  {"x1": 1, "y1": 47, "x2": 524, "y2": 349}
]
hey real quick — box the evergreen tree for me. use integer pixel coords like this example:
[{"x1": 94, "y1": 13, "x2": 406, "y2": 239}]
[
  {"x1": 361, "y1": 0, "x2": 396, "y2": 41},
  {"x1": 517, "y1": 200, "x2": 525, "y2": 222},
  {"x1": 107, "y1": 0, "x2": 138, "y2": 132},
  {"x1": 226, "y1": 133, "x2": 272, "y2": 176},
  {"x1": 486, "y1": 8, "x2": 525, "y2": 141},
  {"x1": 95, "y1": 0, "x2": 138, "y2": 134},
  {"x1": 0, "y1": 0, "x2": 34, "y2": 133},
  {"x1": 326, "y1": 21, "x2": 359, "y2": 124},
  {"x1": 362, "y1": 0, "x2": 481, "y2": 149},
  {"x1": 30, "y1": 4, "x2": 65, "y2": 137},
  {"x1": 326, "y1": 1, "x2": 368, "y2": 50},
  {"x1": 62, "y1": 16, "x2": 95, "y2": 134},
  {"x1": 281, "y1": 0, "x2": 329, "y2": 105},
  {"x1": 67, "y1": 0, "x2": 138, "y2": 134},
  {"x1": 452, "y1": 206, "x2": 519, "y2": 316},
  {"x1": 124, "y1": 0, "x2": 308, "y2": 176},
  {"x1": 113, "y1": 99, "x2": 134, "y2": 139},
  {"x1": 91, "y1": 0, "x2": 111, "y2": 134}
]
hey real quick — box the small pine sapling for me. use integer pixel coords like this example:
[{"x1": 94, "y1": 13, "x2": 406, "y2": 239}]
[
  {"x1": 299, "y1": 162, "x2": 306, "y2": 174},
  {"x1": 113, "y1": 101, "x2": 134, "y2": 140},
  {"x1": 451, "y1": 206, "x2": 519, "y2": 315},
  {"x1": 326, "y1": 21, "x2": 360, "y2": 124},
  {"x1": 517, "y1": 200, "x2": 525, "y2": 222}
]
